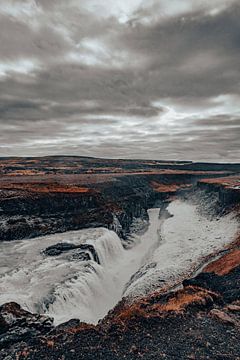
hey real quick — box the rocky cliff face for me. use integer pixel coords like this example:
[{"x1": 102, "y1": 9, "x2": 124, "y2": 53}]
[
  {"x1": 197, "y1": 177, "x2": 240, "y2": 209},
  {"x1": 0, "y1": 170, "x2": 235, "y2": 242},
  {"x1": 183, "y1": 176, "x2": 240, "y2": 219},
  {"x1": 0, "y1": 189, "x2": 114, "y2": 241},
  {"x1": 0, "y1": 157, "x2": 239, "y2": 360}
]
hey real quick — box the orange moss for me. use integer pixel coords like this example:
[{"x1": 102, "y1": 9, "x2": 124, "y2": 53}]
[
  {"x1": 66, "y1": 323, "x2": 95, "y2": 334},
  {"x1": 151, "y1": 287, "x2": 217, "y2": 313},
  {"x1": 200, "y1": 176, "x2": 240, "y2": 190},
  {"x1": 113, "y1": 287, "x2": 218, "y2": 323},
  {"x1": 150, "y1": 181, "x2": 191, "y2": 193},
  {"x1": 203, "y1": 249, "x2": 240, "y2": 275},
  {"x1": 0, "y1": 183, "x2": 91, "y2": 194},
  {"x1": 29, "y1": 185, "x2": 90, "y2": 193},
  {"x1": 7, "y1": 170, "x2": 46, "y2": 176},
  {"x1": 116, "y1": 303, "x2": 146, "y2": 322},
  {"x1": 46, "y1": 340, "x2": 55, "y2": 348},
  {"x1": 17, "y1": 349, "x2": 30, "y2": 358},
  {"x1": 39, "y1": 337, "x2": 56, "y2": 348}
]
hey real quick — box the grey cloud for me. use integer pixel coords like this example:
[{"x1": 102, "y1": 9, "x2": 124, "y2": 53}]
[
  {"x1": 0, "y1": 15, "x2": 71, "y2": 63},
  {"x1": 117, "y1": 4, "x2": 240, "y2": 99},
  {"x1": 0, "y1": 0, "x2": 239, "y2": 161}
]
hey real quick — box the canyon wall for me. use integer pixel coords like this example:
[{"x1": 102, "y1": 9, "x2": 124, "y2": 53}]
[{"x1": 0, "y1": 171, "x2": 235, "y2": 241}]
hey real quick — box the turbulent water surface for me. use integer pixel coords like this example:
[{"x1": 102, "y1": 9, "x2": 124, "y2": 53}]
[{"x1": 0, "y1": 200, "x2": 238, "y2": 325}]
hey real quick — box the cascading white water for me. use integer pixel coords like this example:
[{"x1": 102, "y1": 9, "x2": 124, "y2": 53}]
[
  {"x1": 124, "y1": 200, "x2": 238, "y2": 298},
  {"x1": 0, "y1": 201, "x2": 238, "y2": 325},
  {"x1": 0, "y1": 208, "x2": 162, "y2": 324}
]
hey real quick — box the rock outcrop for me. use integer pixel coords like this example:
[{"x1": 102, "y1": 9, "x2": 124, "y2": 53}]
[
  {"x1": 1, "y1": 246, "x2": 239, "y2": 359},
  {"x1": 0, "y1": 302, "x2": 53, "y2": 350},
  {"x1": 43, "y1": 242, "x2": 100, "y2": 263},
  {"x1": 0, "y1": 163, "x2": 235, "y2": 242}
]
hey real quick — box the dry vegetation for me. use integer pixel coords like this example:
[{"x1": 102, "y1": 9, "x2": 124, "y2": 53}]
[
  {"x1": 200, "y1": 176, "x2": 240, "y2": 190},
  {"x1": 150, "y1": 181, "x2": 191, "y2": 193},
  {"x1": 203, "y1": 249, "x2": 240, "y2": 275}
]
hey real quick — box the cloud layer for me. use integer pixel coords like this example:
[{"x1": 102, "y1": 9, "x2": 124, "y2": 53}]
[{"x1": 0, "y1": 0, "x2": 239, "y2": 161}]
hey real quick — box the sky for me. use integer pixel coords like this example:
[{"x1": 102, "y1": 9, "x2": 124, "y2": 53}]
[{"x1": 0, "y1": 0, "x2": 239, "y2": 161}]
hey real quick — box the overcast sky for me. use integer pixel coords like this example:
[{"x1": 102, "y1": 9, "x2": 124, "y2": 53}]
[{"x1": 0, "y1": 0, "x2": 239, "y2": 161}]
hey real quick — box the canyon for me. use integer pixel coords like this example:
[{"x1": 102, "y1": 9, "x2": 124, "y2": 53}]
[{"x1": 0, "y1": 156, "x2": 239, "y2": 359}]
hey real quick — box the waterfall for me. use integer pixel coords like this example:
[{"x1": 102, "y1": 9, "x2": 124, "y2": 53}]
[
  {"x1": 0, "y1": 202, "x2": 237, "y2": 325},
  {"x1": 0, "y1": 209, "x2": 161, "y2": 324}
]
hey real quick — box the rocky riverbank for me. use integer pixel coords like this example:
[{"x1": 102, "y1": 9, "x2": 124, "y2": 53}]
[
  {"x1": 0, "y1": 233, "x2": 239, "y2": 359},
  {"x1": 0, "y1": 157, "x2": 239, "y2": 359}
]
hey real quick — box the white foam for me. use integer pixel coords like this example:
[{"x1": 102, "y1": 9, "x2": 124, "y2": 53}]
[
  {"x1": 0, "y1": 201, "x2": 238, "y2": 325},
  {"x1": 0, "y1": 209, "x2": 161, "y2": 324},
  {"x1": 125, "y1": 200, "x2": 238, "y2": 297}
]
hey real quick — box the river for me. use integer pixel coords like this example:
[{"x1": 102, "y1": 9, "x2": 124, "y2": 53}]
[{"x1": 0, "y1": 200, "x2": 238, "y2": 325}]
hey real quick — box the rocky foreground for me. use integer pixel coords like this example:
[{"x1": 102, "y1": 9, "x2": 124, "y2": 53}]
[
  {"x1": 0, "y1": 156, "x2": 239, "y2": 359},
  {"x1": 0, "y1": 237, "x2": 239, "y2": 359}
]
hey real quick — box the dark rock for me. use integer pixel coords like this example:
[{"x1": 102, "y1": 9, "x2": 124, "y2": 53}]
[
  {"x1": 43, "y1": 242, "x2": 78, "y2": 256},
  {"x1": 43, "y1": 242, "x2": 100, "y2": 264},
  {"x1": 54, "y1": 319, "x2": 81, "y2": 332},
  {"x1": 0, "y1": 327, "x2": 34, "y2": 347},
  {"x1": 210, "y1": 309, "x2": 238, "y2": 326},
  {"x1": 0, "y1": 165, "x2": 226, "y2": 242},
  {"x1": 77, "y1": 244, "x2": 100, "y2": 264},
  {"x1": 71, "y1": 251, "x2": 91, "y2": 261},
  {"x1": 0, "y1": 302, "x2": 54, "y2": 349},
  {"x1": 183, "y1": 266, "x2": 240, "y2": 304}
]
